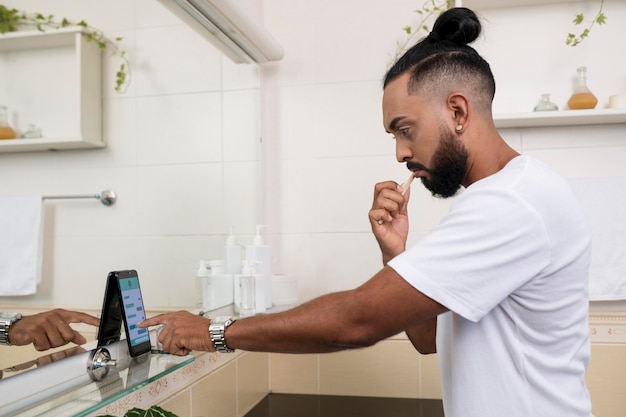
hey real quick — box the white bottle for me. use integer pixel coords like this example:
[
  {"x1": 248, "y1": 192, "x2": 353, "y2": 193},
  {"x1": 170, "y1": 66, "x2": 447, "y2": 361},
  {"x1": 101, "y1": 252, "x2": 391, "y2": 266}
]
[
  {"x1": 234, "y1": 260, "x2": 265, "y2": 316},
  {"x1": 204, "y1": 260, "x2": 234, "y2": 311},
  {"x1": 245, "y1": 225, "x2": 273, "y2": 309},
  {"x1": 195, "y1": 260, "x2": 209, "y2": 311},
  {"x1": 224, "y1": 226, "x2": 242, "y2": 276}
]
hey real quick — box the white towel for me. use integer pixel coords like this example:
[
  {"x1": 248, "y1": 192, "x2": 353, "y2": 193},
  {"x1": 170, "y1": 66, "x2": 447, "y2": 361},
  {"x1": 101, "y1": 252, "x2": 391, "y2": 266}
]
[
  {"x1": 569, "y1": 178, "x2": 626, "y2": 301},
  {"x1": 0, "y1": 195, "x2": 44, "y2": 296}
]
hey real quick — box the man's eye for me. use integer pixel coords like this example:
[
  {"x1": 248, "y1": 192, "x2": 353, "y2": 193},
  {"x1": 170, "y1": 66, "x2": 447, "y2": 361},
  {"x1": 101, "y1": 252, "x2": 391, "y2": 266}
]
[{"x1": 399, "y1": 128, "x2": 409, "y2": 137}]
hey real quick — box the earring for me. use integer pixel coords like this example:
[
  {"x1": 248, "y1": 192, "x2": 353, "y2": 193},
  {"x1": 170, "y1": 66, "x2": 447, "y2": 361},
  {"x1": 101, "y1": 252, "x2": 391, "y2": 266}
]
[{"x1": 455, "y1": 124, "x2": 463, "y2": 132}]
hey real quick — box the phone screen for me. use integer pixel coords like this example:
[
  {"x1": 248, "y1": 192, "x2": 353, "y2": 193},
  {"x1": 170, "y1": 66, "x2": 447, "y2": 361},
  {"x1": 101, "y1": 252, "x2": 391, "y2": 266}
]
[{"x1": 116, "y1": 271, "x2": 151, "y2": 356}]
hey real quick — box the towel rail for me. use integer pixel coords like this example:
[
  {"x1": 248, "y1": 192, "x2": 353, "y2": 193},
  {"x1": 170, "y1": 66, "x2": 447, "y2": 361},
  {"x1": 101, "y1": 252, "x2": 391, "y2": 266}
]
[{"x1": 42, "y1": 189, "x2": 117, "y2": 206}]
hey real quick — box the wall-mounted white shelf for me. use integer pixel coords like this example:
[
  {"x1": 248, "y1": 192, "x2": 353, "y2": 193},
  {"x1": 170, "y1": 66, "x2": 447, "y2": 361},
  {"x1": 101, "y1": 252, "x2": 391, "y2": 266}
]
[
  {"x1": 462, "y1": 0, "x2": 574, "y2": 9},
  {"x1": 0, "y1": 27, "x2": 103, "y2": 153},
  {"x1": 493, "y1": 108, "x2": 626, "y2": 129}
]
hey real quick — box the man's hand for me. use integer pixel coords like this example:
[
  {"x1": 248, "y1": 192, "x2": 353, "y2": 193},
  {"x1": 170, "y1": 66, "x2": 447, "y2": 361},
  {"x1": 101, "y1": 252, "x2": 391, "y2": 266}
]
[
  {"x1": 139, "y1": 311, "x2": 214, "y2": 356},
  {"x1": 368, "y1": 180, "x2": 411, "y2": 264},
  {"x1": 8, "y1": 309, "x2": 100, "y2": 351}
]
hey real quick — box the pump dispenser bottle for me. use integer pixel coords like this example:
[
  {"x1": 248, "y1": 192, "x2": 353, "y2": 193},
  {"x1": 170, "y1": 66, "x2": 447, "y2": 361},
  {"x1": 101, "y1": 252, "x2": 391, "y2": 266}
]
[
  {"x1": 195, "y1": 260, "x2": 209, "y2": 310},
  {"x1": 246, "y1": 225, "x2": 272, "y2": 309},
  {"x1": 234, "y1": 260, "x2": 265, "y2": 316},
  {"x1": 224, "y1": 227, "x2": 242, "y2": 276}
]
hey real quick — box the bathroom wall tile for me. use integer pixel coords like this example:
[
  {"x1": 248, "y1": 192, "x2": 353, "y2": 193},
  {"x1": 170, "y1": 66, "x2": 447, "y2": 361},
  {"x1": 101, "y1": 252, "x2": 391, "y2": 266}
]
[
  {"x1": 223, "y1": 160, "x2": 260, "y2": 235},
  {"x1": 260, "y1": 85, "x2": 318, "y2": 161},
  {"x1": 136, "y1": 93, "x2": 223, "y2": 166},
  {"x1": 237, "y1": 352, "x2": 270, "y2": 416},
  {"x1": 161, "y1": 389, "x2": 192, "y2": 417},
  {"x1": 319, "y1": 339, "x2": 420, "y2": 398},
  {"x1": 419, "y1": 354, "x2": 442, "y2": 399},
  {"x1": 222, "y1": 60, "x2": 260, "y2": 91},
  {"x1": 135, "y1": 25, "x2": 222, "y2": 96},
  {"x1": 586, "y1": 344, "x2": 626, "y2": 417},
  {"x1": 223, "y1": 89, "x2": 261, "y2": 162},
  {"x1": 192, "y1": 362, "x2": 238, "y2": 417},
  {"x1": 135, "y1": 0, "x2": 182, "y2": 28},
  {"x1": 312, "y1": 155, "x2": 403, "y2": 233},
  {"x1": 261, "y1": 0, "x2": 316, "y2": 87},
  {"x1": 312, "y1": 81, "x2": 390, "y2": 159},
  {"x1": 136, "y1": 164, "x2": 223, "y2": 236},
  {"x1": 313, "y1": 232, "x2": 382, "y2": 294},
  {"x1": 134, "y1": 235, "x2": 221, "y2": 308},
  {"x1": 269, "y1": 353, "x2": 319, "y2": 395},
  {"x1": 311, "y1": 0, "x2": 417, "y2": 84},
  {"x1": 46, "y1": 236, "x2": 140, "y2": 307},
  {"x1": 525, "y1": 146, "x2": 626, "y2": 180},
  {"x1": 521, "y1": 124, "x2": 626, "y2": 151},
  {"x1": 269, "y1": 233, "x2": 319, "y2": 301}
]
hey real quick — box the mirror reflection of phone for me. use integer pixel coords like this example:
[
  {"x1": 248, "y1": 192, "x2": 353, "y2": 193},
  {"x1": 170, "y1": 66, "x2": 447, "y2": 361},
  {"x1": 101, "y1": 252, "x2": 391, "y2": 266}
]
[{"x1": 97, "y1": 270, "x2": 152, "y2": 357}]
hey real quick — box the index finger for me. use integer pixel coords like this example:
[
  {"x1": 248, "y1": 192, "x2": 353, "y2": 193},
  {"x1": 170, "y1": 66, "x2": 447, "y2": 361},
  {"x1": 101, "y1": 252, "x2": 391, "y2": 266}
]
[
  {"x1": 57, "y1": 310, "x2": 100, "y2": 327},
  {"x1": 139, "y1": 314, "x2": 166, "y2": 328}
]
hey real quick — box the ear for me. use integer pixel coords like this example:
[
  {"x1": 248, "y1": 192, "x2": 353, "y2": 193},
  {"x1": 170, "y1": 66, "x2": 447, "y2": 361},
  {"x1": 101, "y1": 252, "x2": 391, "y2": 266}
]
[{"x1": 448, "y1": 93, "x2": 469, "y2": 134}]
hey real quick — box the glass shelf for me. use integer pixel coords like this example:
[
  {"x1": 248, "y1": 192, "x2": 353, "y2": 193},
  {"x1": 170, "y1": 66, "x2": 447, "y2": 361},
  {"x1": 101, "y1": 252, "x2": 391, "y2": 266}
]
[{"x1": 1, "y1": 346, "x2": 194, "y2": 417}]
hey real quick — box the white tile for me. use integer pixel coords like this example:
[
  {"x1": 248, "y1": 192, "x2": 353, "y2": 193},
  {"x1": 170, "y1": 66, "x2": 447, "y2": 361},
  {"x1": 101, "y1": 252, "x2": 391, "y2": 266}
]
[
  {"x1": 136, "y1": 163, "x2": 223, "y2": 236},
  {"x1": 313, "y1": 232, "x2": 383, "y2": 294},
  {"x1": 134, "y1": 235, "x2": 222, "y2": 307},
  {"x1": 135, "y1": 0, "x2": 182, "y2": 28},
  {"x1": 136, "y1": 93, "x2": 222, "y2": 165},
  {"x1": 135, "y1": 25, "x2": 222, "y2": 96},
  {"x1": 222, "y1": 60, "x2": 260, "y2": 91},
  {"x1": 312, "y1": 81, "x2": 391, "y2": 159},
  {"x1": 222, "y1": 89, "x2": 261, "y2": 162},
  {"x1": 223, "y1": 160, "x2": 261, "y2": 234},
  {"x1": 262, "y1": 0, "x2": 316, "y2": 87}
]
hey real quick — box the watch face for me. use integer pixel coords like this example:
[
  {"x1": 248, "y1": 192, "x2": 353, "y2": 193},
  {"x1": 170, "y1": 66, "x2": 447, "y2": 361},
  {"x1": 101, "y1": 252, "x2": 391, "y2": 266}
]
[{"x1": 0, "y1": 312, "x2": 21, "y2": 320}]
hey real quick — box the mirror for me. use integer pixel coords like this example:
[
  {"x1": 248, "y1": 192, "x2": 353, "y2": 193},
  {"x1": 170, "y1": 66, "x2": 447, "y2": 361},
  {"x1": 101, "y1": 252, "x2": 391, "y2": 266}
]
[{"x1": 0, "y1": 0, "x2": 261, "y2": 385}]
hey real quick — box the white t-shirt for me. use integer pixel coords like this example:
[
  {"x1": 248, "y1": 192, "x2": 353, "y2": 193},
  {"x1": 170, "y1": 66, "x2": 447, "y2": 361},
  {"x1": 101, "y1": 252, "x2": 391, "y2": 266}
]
[{"x1": 388, "y1": 155, "x2": 593, "y2": 417}]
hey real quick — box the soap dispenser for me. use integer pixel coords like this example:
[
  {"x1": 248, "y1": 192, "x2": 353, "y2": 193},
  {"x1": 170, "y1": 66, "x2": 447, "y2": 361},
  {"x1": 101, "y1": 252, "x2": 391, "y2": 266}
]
[
  {"x1": 234, "y1": 260, "x2": 265, "y2": 316},
  {"x1": 245, "y1": 225, "x2": 273, "y2": 309},
  {"x1": 224, "y1": 226, "x2": 242, "y2": 276}
]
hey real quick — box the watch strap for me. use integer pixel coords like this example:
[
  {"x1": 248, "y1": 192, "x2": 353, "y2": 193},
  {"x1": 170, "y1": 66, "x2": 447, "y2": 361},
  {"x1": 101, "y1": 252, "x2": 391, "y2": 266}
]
[{"x1": 209, "y1": 317, "x2": 235, "y2": 353}]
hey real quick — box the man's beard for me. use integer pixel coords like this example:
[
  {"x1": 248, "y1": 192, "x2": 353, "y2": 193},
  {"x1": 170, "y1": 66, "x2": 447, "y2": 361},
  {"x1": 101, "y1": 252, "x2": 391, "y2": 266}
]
[{"x1": 407, "y1": 126, "x2": 468, "y2": 198}]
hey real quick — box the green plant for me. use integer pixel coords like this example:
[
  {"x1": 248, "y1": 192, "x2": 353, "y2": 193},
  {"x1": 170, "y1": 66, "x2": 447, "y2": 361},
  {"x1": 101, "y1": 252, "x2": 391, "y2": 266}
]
[
  {"x1": 391, "y1": 0, "x2": 452, "y2": 63},
  {"x1": 0, "y1": 4, "x2": 130, "y2": 93},
  {"x1": 566, "y1": 0, "x2": 607, "y2": 46},
  {"x1": 99, "y1": 405, "x2": 178, "y2": 417}
]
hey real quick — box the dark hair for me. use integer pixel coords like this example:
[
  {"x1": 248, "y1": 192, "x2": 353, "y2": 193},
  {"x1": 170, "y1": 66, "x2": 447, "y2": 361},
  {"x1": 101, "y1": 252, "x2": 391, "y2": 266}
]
[{"x1": 383, "y1": 8, "x2": 495, "y2": 110}]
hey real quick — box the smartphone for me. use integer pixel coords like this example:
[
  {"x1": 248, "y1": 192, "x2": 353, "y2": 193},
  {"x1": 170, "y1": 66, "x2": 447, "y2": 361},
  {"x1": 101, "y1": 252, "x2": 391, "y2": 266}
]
[{"x1": 97, "y1": 270, "x2": 151, "y2": 357}]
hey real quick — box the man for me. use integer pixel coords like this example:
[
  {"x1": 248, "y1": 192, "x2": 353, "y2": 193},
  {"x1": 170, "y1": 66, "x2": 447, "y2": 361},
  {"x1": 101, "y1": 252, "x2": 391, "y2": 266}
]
[
  {"x1": 0, "y1": 309, "x2": 99, "y2": 351},
  {"x1": 141, "y1": 8, "x2": 593, "y2": 417}
]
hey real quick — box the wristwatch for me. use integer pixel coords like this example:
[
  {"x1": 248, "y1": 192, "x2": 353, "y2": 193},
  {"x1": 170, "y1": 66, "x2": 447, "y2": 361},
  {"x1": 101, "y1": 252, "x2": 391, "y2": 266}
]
[
  {"x1": 0, "y1": 312, "x2": 22, "y2": 346},
  {"x1": 209, "y1": 317, "x2": 236, "y2": 353}
]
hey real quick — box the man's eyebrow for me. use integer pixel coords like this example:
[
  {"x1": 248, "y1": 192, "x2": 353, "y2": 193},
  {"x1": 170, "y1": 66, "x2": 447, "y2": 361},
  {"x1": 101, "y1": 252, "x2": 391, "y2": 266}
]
[{"x1": 386, "y1": 116, "x2": 407, "y2": 133}]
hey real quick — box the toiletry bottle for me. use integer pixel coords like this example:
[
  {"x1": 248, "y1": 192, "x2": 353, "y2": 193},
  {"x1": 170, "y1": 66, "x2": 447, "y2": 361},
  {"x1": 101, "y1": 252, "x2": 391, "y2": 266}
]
[
  {"x1": 204, "y1": 259, "x2": 234, "y2": 310},
  {"x1": 245, "y1": 225, "x2": 272, "y2": 309},
  {"x1": 224, "y1": 226, "x2": 242, "y2": 276},
  {"x1": 234, "y1": 260, "x2": 265, "y2": 316},
  {"x1": 0, "y1": 105, "x2": 17, "y2": 140},
  {"x1": 195, "y1": 260, "x2": 209, "y2": 311},
  {"x1": 567, "y1": 66, "x2": 598, "y2": 110}
]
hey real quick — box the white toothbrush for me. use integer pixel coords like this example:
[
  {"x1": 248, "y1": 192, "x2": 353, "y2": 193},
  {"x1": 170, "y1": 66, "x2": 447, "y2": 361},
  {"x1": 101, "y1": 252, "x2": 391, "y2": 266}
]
[{"x1": 401, "y1": 173, "x2": 415, "y2": 195}]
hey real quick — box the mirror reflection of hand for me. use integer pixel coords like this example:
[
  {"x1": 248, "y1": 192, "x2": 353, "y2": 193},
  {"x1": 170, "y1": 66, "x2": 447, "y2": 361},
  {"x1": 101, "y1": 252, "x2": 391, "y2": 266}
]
[{"x1": 9, "y1": 309, "x2": 100, "y2": 351}]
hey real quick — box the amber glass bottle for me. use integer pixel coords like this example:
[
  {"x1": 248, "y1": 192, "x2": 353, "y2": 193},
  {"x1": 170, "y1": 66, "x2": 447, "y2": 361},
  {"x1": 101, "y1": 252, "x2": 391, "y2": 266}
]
[
  {"x1": 567, "y1": 67, "x2": 598, "y2": 110},
  {"x1": 0, "y1": 105, "x2": 17, "y2": 140}
]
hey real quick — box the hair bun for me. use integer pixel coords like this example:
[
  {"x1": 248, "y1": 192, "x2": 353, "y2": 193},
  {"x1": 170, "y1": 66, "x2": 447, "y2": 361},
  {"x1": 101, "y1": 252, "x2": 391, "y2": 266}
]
[{"x1": 430, "y1": 7, "x2": 481, "y2": 45}]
